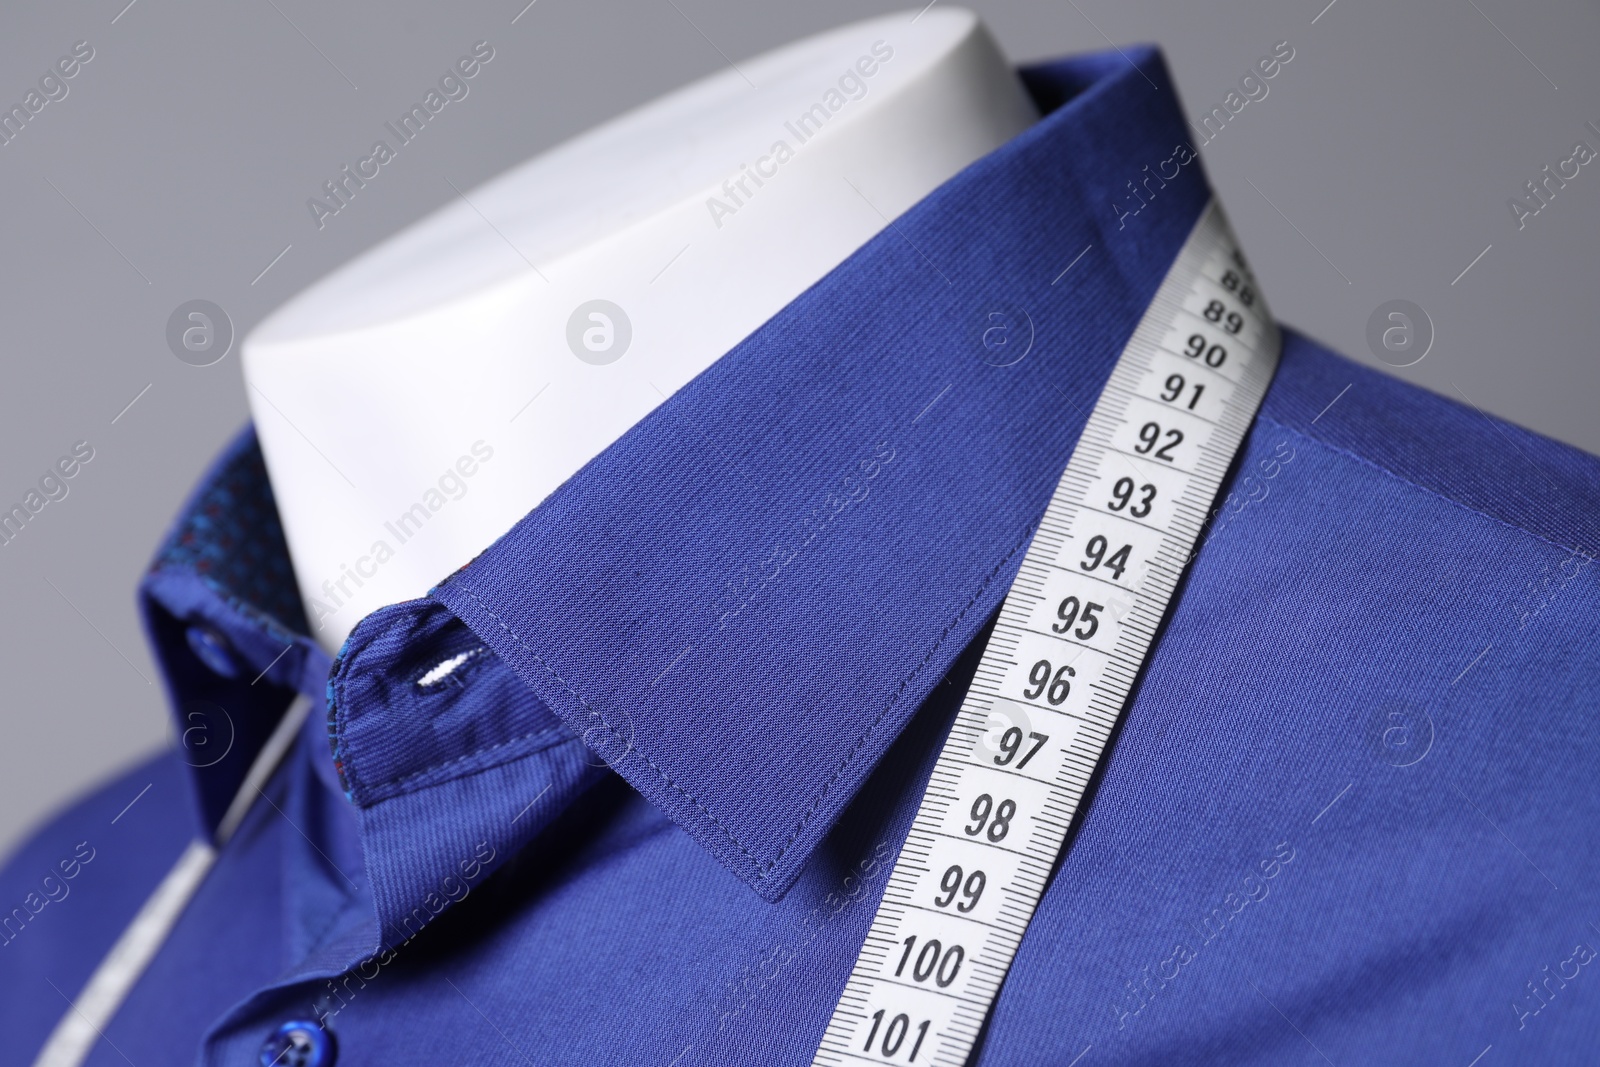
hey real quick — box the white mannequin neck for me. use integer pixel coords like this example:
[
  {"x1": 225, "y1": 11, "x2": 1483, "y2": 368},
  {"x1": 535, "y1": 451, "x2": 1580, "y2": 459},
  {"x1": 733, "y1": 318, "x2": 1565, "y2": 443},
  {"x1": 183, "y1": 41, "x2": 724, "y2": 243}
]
[{"x1": 241, "y1": 8, "x2": 1037, "y2": 653}]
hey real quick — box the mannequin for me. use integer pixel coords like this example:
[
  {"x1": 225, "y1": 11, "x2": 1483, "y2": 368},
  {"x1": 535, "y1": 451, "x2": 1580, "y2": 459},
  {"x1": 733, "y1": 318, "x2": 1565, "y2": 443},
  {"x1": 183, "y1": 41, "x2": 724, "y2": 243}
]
[{"x1": 241, "y1": 9, "x2": 1037, "y2": 653}]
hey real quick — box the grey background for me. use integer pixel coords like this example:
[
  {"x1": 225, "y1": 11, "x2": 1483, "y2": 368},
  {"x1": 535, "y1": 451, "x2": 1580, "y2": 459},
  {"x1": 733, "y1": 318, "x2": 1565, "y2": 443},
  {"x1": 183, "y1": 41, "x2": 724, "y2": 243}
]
[{"x1": 1, "y1": 0, "x2": 1595, "y2": 859}]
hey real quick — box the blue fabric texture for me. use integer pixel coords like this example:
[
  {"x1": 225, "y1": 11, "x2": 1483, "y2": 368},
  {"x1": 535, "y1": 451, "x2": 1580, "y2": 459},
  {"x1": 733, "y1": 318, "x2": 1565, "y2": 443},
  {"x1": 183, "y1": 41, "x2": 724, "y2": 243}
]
[{"x1": 5, "y1": 44, "x2": 1600, "y2": 1067}]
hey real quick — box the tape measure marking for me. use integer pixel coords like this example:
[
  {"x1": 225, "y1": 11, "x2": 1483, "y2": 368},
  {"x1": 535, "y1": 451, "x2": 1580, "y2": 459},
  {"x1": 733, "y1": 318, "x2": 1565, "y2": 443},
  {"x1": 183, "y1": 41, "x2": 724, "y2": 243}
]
[{"x1": 811, "y1": 200, "x2": 1280, "y2": 1067}]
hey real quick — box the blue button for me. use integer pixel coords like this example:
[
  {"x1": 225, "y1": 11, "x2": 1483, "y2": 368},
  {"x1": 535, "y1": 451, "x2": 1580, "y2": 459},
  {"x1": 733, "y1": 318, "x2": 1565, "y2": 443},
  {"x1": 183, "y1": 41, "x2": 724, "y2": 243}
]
[
  {"x1": 258, "y1": 1020, "x2": 335, "y2": 1067},
  {"x1": 185, "y1": 625, "x2": 241, "y2": 679}
]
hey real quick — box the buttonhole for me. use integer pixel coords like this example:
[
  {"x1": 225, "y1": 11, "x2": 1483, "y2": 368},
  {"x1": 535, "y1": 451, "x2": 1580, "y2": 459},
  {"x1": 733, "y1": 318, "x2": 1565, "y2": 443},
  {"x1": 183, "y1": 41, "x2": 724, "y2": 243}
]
[{"x1": 415, "y1": 645, "x2": 487, "y2": 692}]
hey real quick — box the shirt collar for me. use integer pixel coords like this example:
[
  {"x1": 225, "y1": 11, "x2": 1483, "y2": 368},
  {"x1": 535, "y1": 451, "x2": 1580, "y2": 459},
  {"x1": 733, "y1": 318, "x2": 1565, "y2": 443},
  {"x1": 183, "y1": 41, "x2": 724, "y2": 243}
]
[
  {"x1": 141, "y1": 44, "x2": 1213, "y2": 907},
  {"x1": 139, "y1": 430, "x2": 333, "y2": 833}
]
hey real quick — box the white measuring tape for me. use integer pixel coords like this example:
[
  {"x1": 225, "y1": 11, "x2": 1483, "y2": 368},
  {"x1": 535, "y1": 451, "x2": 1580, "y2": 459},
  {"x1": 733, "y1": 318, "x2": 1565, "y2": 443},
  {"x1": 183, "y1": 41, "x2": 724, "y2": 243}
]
[{"x1": 811, "y1": 200, "x2": 1280, "y2": 1067}]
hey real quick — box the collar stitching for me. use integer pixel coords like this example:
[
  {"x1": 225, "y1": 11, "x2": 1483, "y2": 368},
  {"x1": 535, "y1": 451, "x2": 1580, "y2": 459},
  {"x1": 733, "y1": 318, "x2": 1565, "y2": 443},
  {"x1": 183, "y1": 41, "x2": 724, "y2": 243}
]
[
  {"x1": 361, "y1": 729, "x2": 578, "y2": 795},
  {"x1": 759, "y1": 522, "x2": 1035, "y2": 876},
  {"x1": 456, "y1": 520, "x2": 1034, "y2": 883},
  {"x1": 326, "y1": 630, "x2": 570, "y2": 801},
  {"x1": 458, "y1": 584, "x2": 770, "y2": 871}
]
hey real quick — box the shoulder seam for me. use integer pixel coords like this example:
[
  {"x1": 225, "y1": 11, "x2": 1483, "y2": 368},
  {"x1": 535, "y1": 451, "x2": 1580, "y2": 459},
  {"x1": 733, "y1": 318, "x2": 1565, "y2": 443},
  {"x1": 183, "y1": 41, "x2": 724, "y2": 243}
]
[{"x1": 1258, "y1": 413, "x2": 1598, "y2": 561}]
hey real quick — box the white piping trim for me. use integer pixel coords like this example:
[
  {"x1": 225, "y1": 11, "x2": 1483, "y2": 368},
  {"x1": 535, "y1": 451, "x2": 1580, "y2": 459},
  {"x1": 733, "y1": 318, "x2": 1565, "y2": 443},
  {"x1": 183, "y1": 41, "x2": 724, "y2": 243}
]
[
  {"x1": 216, "y1": 693, "x2": 314, "y2": 847},
  {"x1": 32, "y1": 693, "x2": 314, "y2": 1067}
]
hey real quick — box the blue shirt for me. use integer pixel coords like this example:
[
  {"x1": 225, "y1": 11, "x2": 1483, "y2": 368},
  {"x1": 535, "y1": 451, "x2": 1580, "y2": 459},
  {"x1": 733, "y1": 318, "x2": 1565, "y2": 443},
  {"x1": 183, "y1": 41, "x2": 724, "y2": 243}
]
[{"x1": 6, "y1": 45, "x2": 1600, "y2": 1067}]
